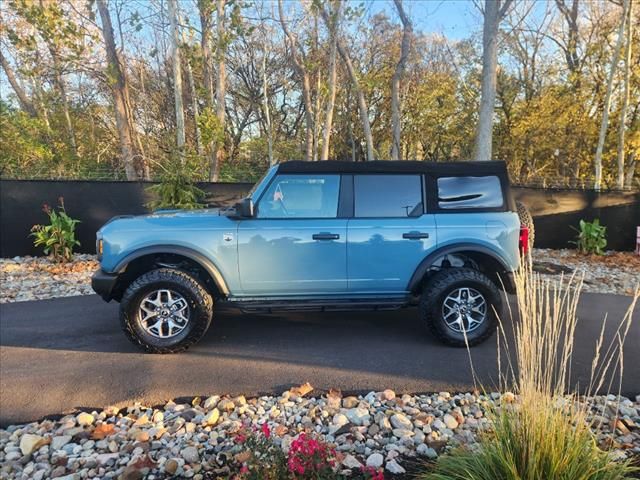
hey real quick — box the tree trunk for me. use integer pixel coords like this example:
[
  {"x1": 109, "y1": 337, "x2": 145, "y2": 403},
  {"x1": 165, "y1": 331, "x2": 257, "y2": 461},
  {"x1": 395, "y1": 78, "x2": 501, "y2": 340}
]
[
  {"x1": 96, "y1": 0, "x2": 139, "y2": 180},
  {"x1": 278, "y1": 0, "x2": 314, "y2": 162},
  {"x1": 616, "y1": 0, "x2": 633, "y2": 189},
  {"x1": 168, "y1": 0, "x2": 186, "y2": 161},
  {"x1": 0, "y1": 51, "x2": 37, "y2": 116},
  {"x1": 474, "y1": 0, "x2": 512, "y2": 161},
  {"x1": 198, "y1": 0, "x2": 216, "y2": 176},
  {"x1": 320, "y1": 1, "x2": 342, "y2": 161},
  {"x1": 186, "y1": 56, "x2": 203, "y2": 157},
  {"x1": 210, "y1": 0, "x2": 227, "y2": 181},
  {"x1": 594, "y1": 0, "x2": 630, "y2": 190},
  {"x1": 624, "y1": 151, "x2": 636, "y2": 188},
  {"x1": 49, "y1": 47, "x2": 78, "y2": 156},
  {"x1": 391, "y1": 0, "x2": 412, "y2": 160},
  {"x1": 261, "y1": 42, "x2": 274, "y2": 165}
]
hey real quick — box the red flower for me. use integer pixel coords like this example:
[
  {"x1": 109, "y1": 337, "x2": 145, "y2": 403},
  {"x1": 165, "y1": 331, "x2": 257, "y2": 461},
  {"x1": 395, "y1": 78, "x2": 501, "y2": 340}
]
[
  {"x1": 240, "y1": 465, "x2": 249, "y2": 474},
  {"x1": 261, "y1": 422, "x2": 271, "y2": 439},
  {"x1": 235, "y1": 432, "x2": 247, "y2": 444}
]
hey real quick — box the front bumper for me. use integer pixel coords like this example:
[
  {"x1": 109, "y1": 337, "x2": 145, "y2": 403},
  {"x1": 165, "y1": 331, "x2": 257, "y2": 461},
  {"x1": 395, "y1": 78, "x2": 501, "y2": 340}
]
[{"x1": 91, "y1": 269, "x2": 119, "y2": 302}]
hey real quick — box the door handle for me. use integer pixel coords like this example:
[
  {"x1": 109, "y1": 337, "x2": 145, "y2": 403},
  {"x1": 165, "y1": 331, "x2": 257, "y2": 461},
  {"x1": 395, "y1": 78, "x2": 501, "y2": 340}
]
[
  {"x1": 312, "y1": 233, "x2": 340, "y2": 240},
  {"x1": 403, "y1": 232, "x2": 429, "y2": 240}
]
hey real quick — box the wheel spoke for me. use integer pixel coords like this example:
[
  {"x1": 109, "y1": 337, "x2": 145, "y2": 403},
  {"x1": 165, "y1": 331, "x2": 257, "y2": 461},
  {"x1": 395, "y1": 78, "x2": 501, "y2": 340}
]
[{"x1": 138, "y1": 289, "x2": 190, "y2": 339}]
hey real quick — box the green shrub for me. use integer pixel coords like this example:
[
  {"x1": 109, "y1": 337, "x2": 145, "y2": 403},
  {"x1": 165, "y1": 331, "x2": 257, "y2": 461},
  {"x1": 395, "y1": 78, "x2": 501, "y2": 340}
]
[
  {"x1": 145, "y1": 155, "x2": 205, "y2": 210},
  {"x1": 30, "y1": 197, "x2": 80, "y2": 262},
  {"x1": 572, "y1": 218, "x2": 607, "y2": 255}
]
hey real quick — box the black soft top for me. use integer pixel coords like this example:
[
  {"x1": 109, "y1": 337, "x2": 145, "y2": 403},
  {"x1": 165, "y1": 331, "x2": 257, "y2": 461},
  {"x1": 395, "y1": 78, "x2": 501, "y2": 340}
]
[{"x1": 277, "y1": 160, "x2": 509, "y2": 178}]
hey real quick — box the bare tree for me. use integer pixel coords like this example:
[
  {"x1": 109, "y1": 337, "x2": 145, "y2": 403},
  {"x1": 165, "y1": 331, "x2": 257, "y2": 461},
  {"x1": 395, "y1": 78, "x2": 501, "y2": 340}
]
[
  {"x1": 320, "y1": 0, "x2": 342, "y2": 161},
  {"x1": 616, "y1": 0, "x2": 634, "y2": 188},
  {"x1": 391, "y1": 0, "x2": 412, "y2": 160},
  {"x1": 96, "y1": 0, "x2": 140, "y2": 180},
  {"x1": 210, "y1": 0, "x2": 227, "y2": 181},
  {"x1": 320, "y1": 6, "x2": 374, "y2": 161},
  {"x1": 168, "y1": 0, "x2": 186, "y2": 160},
  {"x1": 474, "y1": 0, "x2": 514, "y2": 162},
  {"x1": 594, "y1": 0, "x2": 630, "y2": 190},
  {"x1": 555, "y1": 0, "x2": 581, "y2": 84},
  {"x1": 278, "y1": 0, "x2": 314, "y2": 161},
  {"x1": 0, "y1": 49, "x2": 37, "y2": 116}
]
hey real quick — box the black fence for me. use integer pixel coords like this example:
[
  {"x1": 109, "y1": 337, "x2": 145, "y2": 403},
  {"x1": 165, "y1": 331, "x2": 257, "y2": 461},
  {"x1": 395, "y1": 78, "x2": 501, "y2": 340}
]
[{"x1": 1, "y1": 180, "x2": 638, "y2": 257}]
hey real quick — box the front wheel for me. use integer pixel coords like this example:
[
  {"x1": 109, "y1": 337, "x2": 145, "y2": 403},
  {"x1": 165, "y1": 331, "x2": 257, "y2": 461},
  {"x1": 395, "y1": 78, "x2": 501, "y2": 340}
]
[
  {"x1": 120, "y1": 268, "x2": 213, "y2": 353},
  {"x1": 420, "y1": 268, "x2": 502, "y2": 347}
]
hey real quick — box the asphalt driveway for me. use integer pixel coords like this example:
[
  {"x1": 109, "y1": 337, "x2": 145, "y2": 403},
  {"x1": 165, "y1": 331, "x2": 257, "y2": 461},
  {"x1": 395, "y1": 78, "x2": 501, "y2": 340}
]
[{"x1": 1, "y1": 292, "x2": 638, "y2": 426}]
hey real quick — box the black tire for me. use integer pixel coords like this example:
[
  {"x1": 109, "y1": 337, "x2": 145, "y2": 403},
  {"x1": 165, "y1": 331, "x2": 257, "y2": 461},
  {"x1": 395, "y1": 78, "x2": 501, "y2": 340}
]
[
  {"x1": 120, "y1": 268, "x2": 213, "y2": 353},
  {"x1": 516, "y1": 201, "x2": 535, "y2": 249},
  {"x1": 420, "y1": 268, "x2": 502, "y2": 347}
]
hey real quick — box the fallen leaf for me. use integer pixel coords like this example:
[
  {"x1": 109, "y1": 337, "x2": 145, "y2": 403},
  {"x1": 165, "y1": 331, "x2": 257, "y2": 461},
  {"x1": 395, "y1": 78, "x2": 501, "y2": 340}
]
[
  {"x1": 91, "y1": 423, "x2": 116, "y2": 440},
  {"x1": 289, "y1": 382, "x2": 313, "y2": 398},
  {"x1": 234, "y1": 450, "x2": 251, "y2": 463}
]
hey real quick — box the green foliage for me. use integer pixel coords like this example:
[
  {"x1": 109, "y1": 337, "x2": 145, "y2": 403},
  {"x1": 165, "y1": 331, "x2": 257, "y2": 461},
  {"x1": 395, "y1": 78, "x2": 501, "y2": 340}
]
[
  {"x1": 145, "y1": 155, "x2": 206, "y2": 210},
  {"x1": 30, "y1": 197, "x2": 80, "y2": 262},
  {"x1": 572, "y1": 219, "x2": 608, "y2": 255}
]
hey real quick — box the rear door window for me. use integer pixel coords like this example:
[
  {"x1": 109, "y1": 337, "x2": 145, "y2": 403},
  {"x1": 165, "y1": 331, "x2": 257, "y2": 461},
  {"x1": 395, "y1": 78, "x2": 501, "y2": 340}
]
[
  {"x1": 437, "y1": 176, "x2": 503, "y2": 209},
  {"x1": 354, "y1": 175, "x2": 423, "y2": 218}
]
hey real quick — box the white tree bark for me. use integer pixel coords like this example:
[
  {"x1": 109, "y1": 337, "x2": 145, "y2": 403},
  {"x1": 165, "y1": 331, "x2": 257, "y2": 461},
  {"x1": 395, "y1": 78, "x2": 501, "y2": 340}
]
[
  {"x1": 474, "y1": 0, "x2": 513, "y2": 161},
  {"x1": 616, "y1": 0, "x2": 633, "y2": 189},
  {"x1": 0, "y1": 50, "x2": 37, "y2": 116},
  {"x1": 278, "y1": 0, "x2": 314, "y2": 161},
  {"x1": 261, "y1": 42, "x2": 274, "y2": 165},
  {"x1": 210, "y1": 0, "x2": 227, "y2": 181},
  {"x1": 595, "y1": 0, "x2": 630, "y2": 190},
  {"x1": 320, "y1": 1, "x2": 342, "y2": 161},
  {"x1": 391, "y1": 0, "x2": 412, "y2": 160},
  {"x1": 96, "y1": 0, "x2": 140, "y2": 180},
  {"x1": 168, "y1": 0, "x2": 186, "y2": 161}
]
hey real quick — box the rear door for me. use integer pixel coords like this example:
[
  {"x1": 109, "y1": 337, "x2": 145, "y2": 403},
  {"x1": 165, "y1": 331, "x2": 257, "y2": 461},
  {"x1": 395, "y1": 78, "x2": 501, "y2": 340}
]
[
  {"x1": 237, "y1": 173, "x2": 348, "y2": 295},
  {"x1": 346, "y1": 174, "x2": 437, "y2": 293}
]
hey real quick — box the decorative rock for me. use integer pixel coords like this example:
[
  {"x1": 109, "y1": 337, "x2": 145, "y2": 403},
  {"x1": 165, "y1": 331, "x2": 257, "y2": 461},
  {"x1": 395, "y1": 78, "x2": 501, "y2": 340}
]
[
  {"x1": 390, "y1": 413, "x2": 412, "y2": 430},
  {"x1": 181, "y1": 446, "x2": 199, "y2": 464},
  {"x1": 366, "y1": 452, "x2": 384, "y2": 468},
  {"x1": 342, "y1": 396, "x2": 359, "y2": 408},
  {"x1": 51, "y1": 435, "x2": 72, "y2": 451},
  {"x1": 417, "y1": 443, "x2": 438, "y2": 459},
  {"x1": 381, "y1": 389, "x2": 396, "y2": 401},
  {"x1": 443, "y1": 414, "x2": 459, "y2": 430},
  {"x1": 385, "y1": 460, "x2": 406, "y2": 474},
  {"x1": 76, "y1": 412, "x2": 94, "y2": 426},
  {"x1": 203, "y1": 396, "x2": 220, "y2": 410},
  {"x1": 202, "y1": 408, "x2": 220, "y2": 426},
  {"x1": 19, "y1": 434, "x2": 45, "y2": 455},
  {"x1": 165, "y1": 459, "x2": 179, "y2": 475},
  {"x1": 345, "y1": 408, "x2": 370, "y2": 426},
  {"x1": 342, "y1": 454, "x2": 363, "y2": 469}
]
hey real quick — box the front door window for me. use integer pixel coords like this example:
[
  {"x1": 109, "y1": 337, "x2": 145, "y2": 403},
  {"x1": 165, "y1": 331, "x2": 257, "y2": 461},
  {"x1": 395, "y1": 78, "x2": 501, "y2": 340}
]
[{"x1": 257, "y1": 174, "x2": 340, "y2": 219}]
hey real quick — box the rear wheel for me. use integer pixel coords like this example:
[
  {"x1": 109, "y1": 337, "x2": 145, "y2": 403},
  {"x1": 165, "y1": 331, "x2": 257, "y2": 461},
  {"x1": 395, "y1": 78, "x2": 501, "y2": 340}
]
[
  {"x1": 420, "y1": 268, "x2": 501, "y2": 347},
  {"x1": 120, "y1": 268, "x2": 213, "y2": 353}
]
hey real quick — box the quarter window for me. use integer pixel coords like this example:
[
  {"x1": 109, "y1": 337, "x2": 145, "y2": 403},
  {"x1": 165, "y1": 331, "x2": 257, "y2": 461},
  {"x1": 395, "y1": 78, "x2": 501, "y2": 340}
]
[
  {"x1": 257, "y1": 174, "x2": 340, "y2": 218},
  {"x1": 354, "y1": 175, "x2": 423, "y2": 218},
  {"x1": 437, "y1": 176, "x2": 503, "y2": 209}
]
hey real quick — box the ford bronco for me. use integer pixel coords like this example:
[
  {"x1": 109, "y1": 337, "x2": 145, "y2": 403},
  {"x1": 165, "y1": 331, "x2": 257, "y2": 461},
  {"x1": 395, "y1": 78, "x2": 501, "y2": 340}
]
[{"x1": 92, "y1": 161, "x2": 528, "y2": 353}]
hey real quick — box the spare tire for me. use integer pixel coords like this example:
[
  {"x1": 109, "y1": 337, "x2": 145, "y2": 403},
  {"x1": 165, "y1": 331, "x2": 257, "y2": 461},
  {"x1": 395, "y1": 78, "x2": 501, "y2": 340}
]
[{"x1": 516, "y1": 201, "x2": 535, "y2": 250}]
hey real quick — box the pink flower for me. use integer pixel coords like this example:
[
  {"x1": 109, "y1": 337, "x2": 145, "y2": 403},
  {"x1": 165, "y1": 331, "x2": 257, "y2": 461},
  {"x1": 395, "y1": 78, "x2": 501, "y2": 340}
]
[{"x1": 240, "y1": 465, "x2": 249, "y2": 474}]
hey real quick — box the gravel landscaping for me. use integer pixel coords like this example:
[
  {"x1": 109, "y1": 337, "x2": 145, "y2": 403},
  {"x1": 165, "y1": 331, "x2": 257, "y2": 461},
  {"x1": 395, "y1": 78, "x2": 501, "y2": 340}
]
[
  {"x1": 0, "y1": 249, "x2": 638, "y2": 304},
  {"x1": 0, "y1": 389, "x2": 638, "y2": 480}
]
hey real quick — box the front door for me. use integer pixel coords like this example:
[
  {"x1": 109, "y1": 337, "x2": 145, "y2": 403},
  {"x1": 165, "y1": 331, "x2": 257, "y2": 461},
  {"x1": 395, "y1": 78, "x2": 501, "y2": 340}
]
[
  {"x1": 238, "y1": 173, "x2": 347, "y2": 295},
  {"x1": 347, "y1": 174, "x2": 437, "y2": 293}
]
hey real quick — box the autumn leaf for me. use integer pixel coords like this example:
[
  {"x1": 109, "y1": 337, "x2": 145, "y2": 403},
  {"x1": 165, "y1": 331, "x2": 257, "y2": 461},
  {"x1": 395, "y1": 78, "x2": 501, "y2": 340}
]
[
  {"x1": 91, "y1": 423, "x2": 116, "y2": 440},
  {"x1": 289, "y1": 382, "x2": 313, "y2": 398},
  {"x1": 234, "y1": 450, "x2": 251, "y2": 463}
]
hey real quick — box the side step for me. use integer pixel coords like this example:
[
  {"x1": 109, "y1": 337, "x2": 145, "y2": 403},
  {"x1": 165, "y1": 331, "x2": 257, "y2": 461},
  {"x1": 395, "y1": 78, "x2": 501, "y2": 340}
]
[{"x1": 227, "y1": 297, "x2": 410, "y2": 314}]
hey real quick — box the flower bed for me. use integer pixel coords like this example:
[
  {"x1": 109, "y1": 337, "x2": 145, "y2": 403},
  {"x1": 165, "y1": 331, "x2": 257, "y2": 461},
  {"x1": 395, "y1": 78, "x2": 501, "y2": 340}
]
[{"x1": 1, "y1": 388, "x2": 637, "y2": 480}]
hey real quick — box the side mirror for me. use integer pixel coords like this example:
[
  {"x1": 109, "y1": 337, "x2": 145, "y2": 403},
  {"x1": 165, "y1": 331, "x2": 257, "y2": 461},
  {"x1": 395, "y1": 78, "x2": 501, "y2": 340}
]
[{"x1": 233, "y1": 198, "x2": 254, "y2": 218}]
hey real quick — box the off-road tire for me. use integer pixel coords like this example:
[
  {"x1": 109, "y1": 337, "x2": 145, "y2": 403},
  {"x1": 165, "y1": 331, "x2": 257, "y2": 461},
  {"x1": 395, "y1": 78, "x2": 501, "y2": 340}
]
[
  {"x1": 420, "y1": 268, "x2": 501, "y2": 347},
  {"x1": 516, "y1": 201, "x2": 535, "y2": 249},
  {"x1": 120, "y1": 268, "x2": 213, "y2": 353}
]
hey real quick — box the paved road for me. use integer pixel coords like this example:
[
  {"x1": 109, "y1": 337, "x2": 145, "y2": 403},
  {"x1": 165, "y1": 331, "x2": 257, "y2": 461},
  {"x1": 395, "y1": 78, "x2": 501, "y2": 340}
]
[{"x1": 1, "y1": 293, "x2": 638, "y2": 426}]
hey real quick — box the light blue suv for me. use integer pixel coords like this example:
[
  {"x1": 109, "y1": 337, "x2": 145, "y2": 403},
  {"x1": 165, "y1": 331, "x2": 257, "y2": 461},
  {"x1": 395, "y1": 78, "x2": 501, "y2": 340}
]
[{"x1": 92, "y1": 161, "x2": 526, "y2": 353}]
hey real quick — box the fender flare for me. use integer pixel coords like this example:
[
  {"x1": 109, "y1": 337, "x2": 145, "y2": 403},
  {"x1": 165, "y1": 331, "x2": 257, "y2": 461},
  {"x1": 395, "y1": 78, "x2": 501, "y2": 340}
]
[
  {"x1": 407, "y1": 243, "x2": 511, "y2": 293},
  {"x1": 114, "y1": 245, "x2": 230, "y2": 295}
]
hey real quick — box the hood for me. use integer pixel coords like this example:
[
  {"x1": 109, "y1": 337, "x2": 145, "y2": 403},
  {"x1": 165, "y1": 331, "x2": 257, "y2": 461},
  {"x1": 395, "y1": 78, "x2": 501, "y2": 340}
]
[{"x1": 99, "y1": 207, "x2": 233, "y2": 235}]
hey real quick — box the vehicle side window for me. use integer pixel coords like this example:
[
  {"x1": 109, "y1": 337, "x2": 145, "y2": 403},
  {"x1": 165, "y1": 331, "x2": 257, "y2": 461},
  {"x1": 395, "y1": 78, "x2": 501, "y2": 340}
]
[
  {"x1": 437, "y1": 175, "x2": 503, "y2": 209},
  {"x1": 256, "y1": 174, "x2": 340, "y2": 219},
  {"x1": 354, "y1": 175, "x2": 423, "y2": 218}
]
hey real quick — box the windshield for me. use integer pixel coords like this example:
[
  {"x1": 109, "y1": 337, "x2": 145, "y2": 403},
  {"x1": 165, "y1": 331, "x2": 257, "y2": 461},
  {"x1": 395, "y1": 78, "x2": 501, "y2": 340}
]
[{"x1": 247, "y1": 166, "x2": 275, "y2": 199}]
